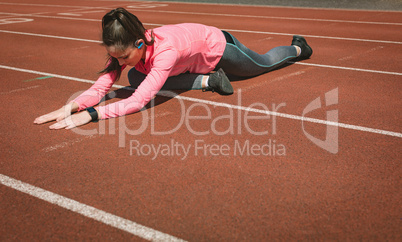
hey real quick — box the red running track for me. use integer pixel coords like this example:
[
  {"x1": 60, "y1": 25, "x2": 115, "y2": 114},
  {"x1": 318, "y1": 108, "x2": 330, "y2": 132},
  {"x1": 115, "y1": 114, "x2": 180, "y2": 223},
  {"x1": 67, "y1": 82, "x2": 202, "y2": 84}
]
[{"x1": 0, "y1": 0, "x2": 401, "y2": 241}]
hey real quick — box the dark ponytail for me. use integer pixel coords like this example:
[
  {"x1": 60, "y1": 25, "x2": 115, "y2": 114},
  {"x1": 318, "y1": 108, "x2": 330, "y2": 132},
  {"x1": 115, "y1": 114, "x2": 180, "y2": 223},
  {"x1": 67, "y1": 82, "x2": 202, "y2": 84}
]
[{"x1": 99, "y1": 8, "x2": 154, "y2": 81}]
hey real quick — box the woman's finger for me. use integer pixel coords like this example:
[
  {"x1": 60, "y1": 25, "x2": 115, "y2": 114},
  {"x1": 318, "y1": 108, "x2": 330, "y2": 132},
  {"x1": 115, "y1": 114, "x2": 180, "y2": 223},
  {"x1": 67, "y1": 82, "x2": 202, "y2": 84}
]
[
  {"x1": 49, "y1": 122, "x2": 66, "y2": 130},
  {"x1": 35, "y1": 105, "x2": 71, "y2": 124},
  {"x1": 49, "y1": 117, "x2": 71, "y2": 129},
  {"x1": 34, "y1": 114, "x2": 54, "y2": 124},
  {"x1": 56, "y1": 115, "x2": 66, "y2": 122}
]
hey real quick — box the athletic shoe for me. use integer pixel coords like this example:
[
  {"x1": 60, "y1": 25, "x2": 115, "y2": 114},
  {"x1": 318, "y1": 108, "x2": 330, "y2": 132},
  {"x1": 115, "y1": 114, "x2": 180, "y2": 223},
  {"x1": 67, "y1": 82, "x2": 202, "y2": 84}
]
[
  {"x1": 203, "y1": 68, "x2": 234, "y2": 95},
  {"x1": 292, "y1": 35, "x2": 313, "y2": 61}
]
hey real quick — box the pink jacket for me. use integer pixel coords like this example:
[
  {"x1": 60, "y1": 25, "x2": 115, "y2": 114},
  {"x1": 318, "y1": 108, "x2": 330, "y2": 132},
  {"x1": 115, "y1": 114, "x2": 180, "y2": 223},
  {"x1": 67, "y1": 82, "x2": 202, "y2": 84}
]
[{"x1": 73, "y1": 23, "x2": 227, "y2": 119}]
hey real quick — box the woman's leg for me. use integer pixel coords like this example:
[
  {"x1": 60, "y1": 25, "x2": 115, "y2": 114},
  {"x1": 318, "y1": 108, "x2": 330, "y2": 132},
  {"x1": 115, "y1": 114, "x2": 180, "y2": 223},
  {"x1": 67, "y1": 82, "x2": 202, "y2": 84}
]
[
  {"x1": 128, "y1": 67, "x2": 233, "y2": 95},
  {"x1": 128, "y1": 68, "x2": 206, "y2": 90},
  {"x1": 216, "y1": 31, "x2": 299, "y2": 77}
]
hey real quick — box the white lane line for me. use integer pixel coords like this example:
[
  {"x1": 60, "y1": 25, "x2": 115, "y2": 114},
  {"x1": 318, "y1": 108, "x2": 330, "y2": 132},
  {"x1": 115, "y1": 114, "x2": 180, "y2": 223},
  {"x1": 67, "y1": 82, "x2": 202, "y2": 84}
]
[
  {"x1": 1, "y1": 64, "x2": 401, "y2": 139},
  {"x1": 128, "y1": 0, "x2": 402, "y2": 13},
  {"x1": 289, "y1": 62, "x2": 402, "y2": 76},
  {"x1": 223, "y1": 28, "x2": 402, "y2": 45},
  {"x1": 0, "y1": 174, "x2": 186, "y2": 242},
  {"x1": 0, "y1": 64, "x2": 99, "y2": 85},
  {"x1": 0, "y1": 11, "x2": 103, "y2": 22},
  {"x1": 0, "y1": 2, "x2": 105, "y2": 9},
  {"x1": 0, "y1": 11, "x2": 164, "y2": 26},
  {"x1": 166, "y1": 93, "x2": 402, "y2": 138},
  {"x1": 57, "y1": 10, "x2": 106, "y2": 16},
  {"x1": 0, "y1": 12, "x2": 400, "y2": 45},
  {"x1": 0, "y1": 29, "x2": 101, "y2": 43},
  {"x1": 0, "y1": 17, "x2": 33, "y2": 25}
]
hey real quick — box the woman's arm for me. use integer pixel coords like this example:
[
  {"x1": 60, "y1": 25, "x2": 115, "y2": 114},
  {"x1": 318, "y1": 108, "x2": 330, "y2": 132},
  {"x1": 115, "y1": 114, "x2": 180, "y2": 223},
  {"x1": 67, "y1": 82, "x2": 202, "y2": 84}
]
[
  {"x1": 34, "y1": 69, "x2": 118, "y2": 128},
  {"x1": 97, "y1": 67, "x2": 171, "y2": 119},
  {"x1": 72, "y1": 71, "x2": 119, "y2": 112},
  {"x1": 37, "y1": 66, "x2": 170, "y2": 129},
  {"x1": 96, "y1": 49, "x2": 177, "y2": 119}
]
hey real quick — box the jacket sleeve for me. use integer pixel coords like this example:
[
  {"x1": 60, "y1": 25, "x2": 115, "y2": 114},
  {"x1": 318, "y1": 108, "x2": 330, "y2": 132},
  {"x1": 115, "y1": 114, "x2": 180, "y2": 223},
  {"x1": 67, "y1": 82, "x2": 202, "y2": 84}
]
[
  {"x1": 72, "y1": 65, "x2": 126, "y2": 111},
  {"x1": 96, "y1": 49, "x2": 177, "y2": 119}
]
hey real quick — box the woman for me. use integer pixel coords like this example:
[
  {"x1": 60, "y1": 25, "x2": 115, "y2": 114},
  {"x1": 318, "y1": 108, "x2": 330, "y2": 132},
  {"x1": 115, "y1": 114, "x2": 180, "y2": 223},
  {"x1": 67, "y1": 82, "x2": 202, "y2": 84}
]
[{"x1": 34, "y1": 7, "x2": 312, "y2": 129}]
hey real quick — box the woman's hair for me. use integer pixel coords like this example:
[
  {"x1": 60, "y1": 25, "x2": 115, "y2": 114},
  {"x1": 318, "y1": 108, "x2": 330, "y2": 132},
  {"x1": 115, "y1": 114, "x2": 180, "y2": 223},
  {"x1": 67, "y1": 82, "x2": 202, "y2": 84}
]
[{"x1": 100, "y1": 8, "x2": 154, "y2": 81}]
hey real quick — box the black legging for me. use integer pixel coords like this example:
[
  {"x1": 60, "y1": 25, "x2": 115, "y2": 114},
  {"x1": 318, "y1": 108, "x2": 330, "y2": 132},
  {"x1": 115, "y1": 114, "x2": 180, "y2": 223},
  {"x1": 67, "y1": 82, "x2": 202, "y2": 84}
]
[{"x1": 128, "y1": 30, "x2": 298, "y2": 89}]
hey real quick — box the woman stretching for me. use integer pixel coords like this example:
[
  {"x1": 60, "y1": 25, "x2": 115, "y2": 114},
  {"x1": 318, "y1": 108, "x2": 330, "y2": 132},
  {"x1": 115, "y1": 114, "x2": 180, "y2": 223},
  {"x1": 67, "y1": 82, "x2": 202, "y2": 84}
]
[{"x1": 34, "y1": 7, "x2": 312, "y2": 129}]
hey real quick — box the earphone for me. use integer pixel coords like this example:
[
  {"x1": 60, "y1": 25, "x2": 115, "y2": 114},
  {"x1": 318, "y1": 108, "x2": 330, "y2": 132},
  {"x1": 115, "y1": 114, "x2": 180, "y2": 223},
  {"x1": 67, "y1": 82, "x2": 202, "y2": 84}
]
[{"x1": 135, "y1": 39, "x2": 143, "y2": 49}]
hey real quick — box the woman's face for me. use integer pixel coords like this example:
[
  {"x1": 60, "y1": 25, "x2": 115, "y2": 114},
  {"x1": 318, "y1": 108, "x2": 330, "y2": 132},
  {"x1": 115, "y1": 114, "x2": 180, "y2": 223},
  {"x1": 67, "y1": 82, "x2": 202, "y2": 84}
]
[{"x1": 106, "y1": 44, "x2": 145, "y2": 66}]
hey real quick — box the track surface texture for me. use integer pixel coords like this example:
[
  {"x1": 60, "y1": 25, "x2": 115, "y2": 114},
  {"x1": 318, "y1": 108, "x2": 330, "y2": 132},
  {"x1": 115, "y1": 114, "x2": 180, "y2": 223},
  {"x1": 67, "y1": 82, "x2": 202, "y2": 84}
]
[
  {"x1": 150, "y1": 0, "x2": 402, "y2": 11},
  {"x1": 0, "y1": 0, "x2": 401, "y2": 241}
]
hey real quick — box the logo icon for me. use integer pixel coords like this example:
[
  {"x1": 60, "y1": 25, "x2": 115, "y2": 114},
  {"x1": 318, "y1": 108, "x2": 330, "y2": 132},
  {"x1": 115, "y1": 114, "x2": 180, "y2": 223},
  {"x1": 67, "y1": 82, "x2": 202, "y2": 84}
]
[{"x1": 302, "y1": 88, "x2": 339, "y2": 154}]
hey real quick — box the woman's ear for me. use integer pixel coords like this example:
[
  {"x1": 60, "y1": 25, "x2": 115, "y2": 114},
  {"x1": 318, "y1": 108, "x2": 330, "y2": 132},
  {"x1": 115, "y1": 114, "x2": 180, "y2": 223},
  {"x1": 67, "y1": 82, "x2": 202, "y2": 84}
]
[{"x1": 135, "y1": 39, "x2": 144, "y2": 49}]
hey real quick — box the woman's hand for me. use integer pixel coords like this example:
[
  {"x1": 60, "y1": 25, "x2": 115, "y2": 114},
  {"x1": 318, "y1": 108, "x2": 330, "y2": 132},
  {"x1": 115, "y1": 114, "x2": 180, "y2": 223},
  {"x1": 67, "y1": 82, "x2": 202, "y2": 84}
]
[
  {"x1": 35, "y1": 102, "x2": 79, "y2": 124},
  {"x1": 49, "y1": 111, "x2": 93, "y2": 130},
  {"x1": 34, "y1": 102, "x2": 92, "y2": 129}
]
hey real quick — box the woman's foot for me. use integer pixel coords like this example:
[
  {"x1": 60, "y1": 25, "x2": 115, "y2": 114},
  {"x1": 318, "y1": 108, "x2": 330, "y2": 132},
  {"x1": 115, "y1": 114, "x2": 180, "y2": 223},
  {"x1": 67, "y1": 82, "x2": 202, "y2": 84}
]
[
  {"x1": 292, "y1": 35, "x2": 313, "y2": 61},
  {"x1": 203, "y1": 68, "x2": 234, "y2": 95}
]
